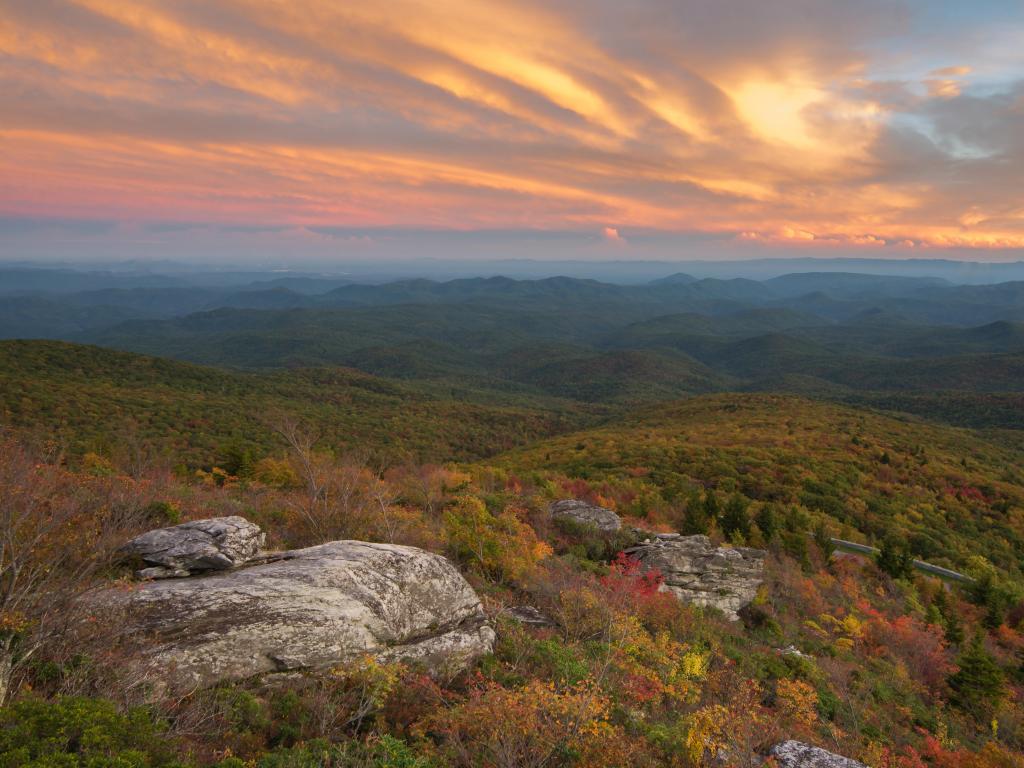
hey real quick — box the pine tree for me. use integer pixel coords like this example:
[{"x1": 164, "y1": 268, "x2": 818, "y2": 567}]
[
  {"x1": 754, "y1": 503, "x2": 778, "y2": 542},
  {"x1": 944, "y1": 606, "x2": 965, "y2": 646},
  {"x1": 702, "y1": 491, "x2": 721, "y2": 527},
  {"x1": 683, "y1": 490, "x2": 710, "y2": 535},
  {"x1": 721, "y1": 494, "x2": 751, "y2": 542},
  {"x1": 877, "y1": 537, "x2": 914, "y2": 580},
  {"x1": 948, "y1": 634, "x2": 1006, "y2": 717}
]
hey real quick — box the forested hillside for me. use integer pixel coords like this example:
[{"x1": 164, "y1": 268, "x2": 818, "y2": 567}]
[{"x1": 5, "y1": 268, "x2": 1024, "y2": 768}]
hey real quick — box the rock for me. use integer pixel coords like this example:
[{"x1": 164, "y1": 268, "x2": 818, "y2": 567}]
[
  {"x1": 623, "y1": 534, "x2": 765, "y2": 620},
  {"x1": 122, "y1": 516, "x2": 265, "y2": 578},
  {"x1": 769, "y1": 741, "x2": 867, "y2": 767},
  {"x1": 779, "y1": 645, "x2": 813, "y2": 660},
  {"x1": 549, "y1": 499, "x2": 622, "y2": 532},
  {"x1": 105, "y1": 540, "x2": 494, "y2": 694},
  {"x1": 505, "y1": 605, "x2": 556, "y2": 627}
]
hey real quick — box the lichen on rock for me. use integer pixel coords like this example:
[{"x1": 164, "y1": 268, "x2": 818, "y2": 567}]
[{"x1": 623, "y1": 534, "x2": 765, "y2": 620}]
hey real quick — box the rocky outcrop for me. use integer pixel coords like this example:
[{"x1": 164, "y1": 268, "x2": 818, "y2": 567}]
[
  {"x1": 505, "y1": 605, "x2": 556, "y2": 628},
  {"x1": 624, "y1": 534, "x2": 765, "y2": 620},
  {"x1": 122, "y1": 516, "x2": 265, "y2": 578},
  {"x1": 549, "y1": 499, "x2": 622, "y2": 532},
  {"x1": 107, "y1": 540, "x2": 495, "y2": 694},
  {"x1": 770, "y1": 741, "x2": 866, "y2": 767}
]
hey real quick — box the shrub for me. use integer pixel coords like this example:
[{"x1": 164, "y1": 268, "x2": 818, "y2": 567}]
[
  {"x1": 0, "y1": 696, "x2": 180, "y2": 767},
  {"x1": 443, "y1": 496, "x2": 551, "y2": 584}
]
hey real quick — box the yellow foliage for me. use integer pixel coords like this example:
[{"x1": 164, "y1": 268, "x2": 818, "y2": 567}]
[
  {"x1": 686, "y1": 704, "x2": 730, "y2": 765},
  {"x1": 253, "y1": 457, "x2": 300, "y2": 489},
  {"x1": 775, "y1": 678, "x2": 819, "y2": 731},
  {"x1": 443, "y1": 495, "x2": 551, "y2": 584}
]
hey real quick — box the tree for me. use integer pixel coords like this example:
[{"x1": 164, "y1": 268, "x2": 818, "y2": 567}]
[
  {"x1": 931, "y1": 587, "x2": 965, "y2": 646},
  {"x1": 876, "y1": 537, "x2": 914, "y2": 580},
  {"x1": 702, "y1": 491, "x2": 721, "y2": 528},
  {"x1": 755, "y1": 503, "x2": 779, "y2": 542},
  {"x1": 948, "y1": 634, "x2": 1005, "y2": 717},
  {"x1": 721, "y1": 495, "x2": 751, "y2": 542},
  {"x1": 682, "y1": 490, "x2": 710, "y2": 535}
]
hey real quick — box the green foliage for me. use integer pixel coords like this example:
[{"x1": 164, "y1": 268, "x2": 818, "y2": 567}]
[
  {"x1": 234, "y1": 736, "x2": 432, "y2": 768},
  {"x1": 948, "y1": 635, "x2": 1006, "y2": 717},
  {"x1": 721, "y1": 495, "x2": 751, "y2": 542},
  {"x1": 496, "y1": 394, "x2": 1024, "y2": 578},
  {"x1": 0, "y1": 341, "x2": 586, "y2": 468},
  {"x1": 682, "y1": 490, "x2": 710, "y2": 535},
  {"x1": 754, "y1": 504, "x2": 779, "y2": 541},
  {"x1": 877, "y1": 537, "x2": 915, "y2": 581},
  {"x1": 0, "y1": 697, "x2": 180, "y2": 768}
]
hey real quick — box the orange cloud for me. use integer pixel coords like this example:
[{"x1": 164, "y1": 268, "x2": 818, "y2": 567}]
[{"x1": 1, "y1": 0, "x2": 1022, "y2": 251}]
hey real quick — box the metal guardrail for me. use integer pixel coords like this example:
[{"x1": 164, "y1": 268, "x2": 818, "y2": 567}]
[{"x1": 829, "y1": 538, "x2": 974, "y2": 583}]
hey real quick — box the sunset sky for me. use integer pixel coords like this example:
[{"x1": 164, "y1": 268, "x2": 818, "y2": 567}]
[{"x1": 2, "y1": 0, "x2": 1024, "y2": 263}]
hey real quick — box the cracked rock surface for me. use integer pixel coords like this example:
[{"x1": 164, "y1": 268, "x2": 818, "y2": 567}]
[
  {"x1": 122, "y1": 515, "x2": 265, "y2": 578},
  {"x1": 770, "y1": 741, "x2": 867, "y2": 767},
  {"x1": 624, "y1": 534, "x2": 765, "y2": 620},
  {"x1": 549, "y1": 499, "x2": 622, "y2": 532},
  {"x1": 108, "y1": 540, "x2": 495, "y2": 694}
]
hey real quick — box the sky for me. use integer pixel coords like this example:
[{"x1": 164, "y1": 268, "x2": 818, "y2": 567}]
[{"x1": 2, "y1": 0, "x2": 1024, "y2": 264}]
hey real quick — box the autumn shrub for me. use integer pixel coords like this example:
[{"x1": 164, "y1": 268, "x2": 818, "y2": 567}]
[
  {"x1": 253, "y1": 458, "x2": 301, "y2": 490},
  {"x1": 421, "y1": 680, "x2": 630, "y2": 768},
  {"x1": 443, "y1": 495, "x2": 552, "y2": 584}
]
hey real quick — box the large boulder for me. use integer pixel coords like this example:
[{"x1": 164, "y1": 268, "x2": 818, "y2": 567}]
[
  {"x1": 770, "y1": 741, "x2": 867, "y2": 767},
  {"x1": 623, "y1": 534, "x2": 765, "y2": 620},
  {"x1": 122, "y1": 516, "x2": 265, "y2": 578},
  {"x1": 106, "y1": 540, "x2": 494, "y2": 695},
  {"x1": 549, "y1": 499, "x2": 622, "y2": 532}
]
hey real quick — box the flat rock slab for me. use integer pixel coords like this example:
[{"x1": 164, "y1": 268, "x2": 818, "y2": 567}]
[
  {"x1": 770, "y1": 741, "x2": 867, "y2": 768},
  {"x1": 123, "y1": 516, "x2": 265, "y2": 578},
  {"x1": 108, "y1": 540, "x2": 495, "y2": 695},
  {"x1": 549, "y1": 499, "x2": 622, "y2": 532},
  {"x1": 624, "y1": 534, "x2": 765, "y2": 620},
  {"x1": 505, "y1": 605, "x2": 556, "y2": 627}
]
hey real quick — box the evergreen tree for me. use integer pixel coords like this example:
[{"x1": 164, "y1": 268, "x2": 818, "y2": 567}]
[
  {"x1": 813, "y1": 523, "x2": 836, "y2": 560},
  {"x1": 721, "y1": 495, "x2": 751, "y2": 541},
  {"x1": 754, "y1": 503, "x2": 779, "y2": 542},
  {"x1": 948, "y1": 634, "x2": 1006, "y2": 716},
  {"x1": 877, "y1": 537, "x2": 914, "y2": 580},
  {"x1": 969, "y1": 571, "x2": 1010, "y2": 629},
  {"x1": 944, "y1": 605, "x2": 966, "y2": 646},
  {"x1": 702, "y1": 491, "x2": 721, "y2": 527},
  {"x1": 682, "y1": 490, "x2": 710, "y2": 535},
  {"x1": 930, "y1": 587, "x2": 963, "y2": 644}
]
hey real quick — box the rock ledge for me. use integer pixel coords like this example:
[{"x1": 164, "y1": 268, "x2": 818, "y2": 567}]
[
  {"x1": 549, "y1": 499, "x2": 622, "y2": 532},
  {"x1": 107, "y1": 538, "x2": 495, "y2": 694},
  {"x1": 122, "y1": 515, "x2": 265, "y2": 578},
  {"x1": 770, "y1": 740, "x2": 867, "y2": 768},
  {"x1": 624, "y1": 534, "x2": 765, "y2": 620}
]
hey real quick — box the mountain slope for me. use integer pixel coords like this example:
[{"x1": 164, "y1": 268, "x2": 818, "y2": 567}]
[
  {"x1": 0, "y1": 340, "x2": 592, "y2": 466},
  {"x1": 494, "y1": 393, "x2": 1024, "y2": 576}
]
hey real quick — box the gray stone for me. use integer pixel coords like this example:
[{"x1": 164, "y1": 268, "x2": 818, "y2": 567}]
[
  {"x1": 505, "y1": 605, "x2": 556, "y2": 627},
  {"x1": 624, "y1": 534, "x2": 765, "y2": 620},
  {"x1": 779, "y1": 645, "x2": 813, "y2": 660},
  {"x1": 549, "y1": 499, "x2": 622, "y2": 532},
  {"x1": 105, "y1": 540, "x2": 494, "y2": 694},
  {"x1": 769, "y1": 741, "x2": 866, "y2": 767},
  {"x1": 123, "y1": 516, "x2": 265, "y2": 577}
]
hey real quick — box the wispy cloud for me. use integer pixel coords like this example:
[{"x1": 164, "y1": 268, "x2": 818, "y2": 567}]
[{"x1": 1, "y1": 0, "x2": 1023, "y2": 254}]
